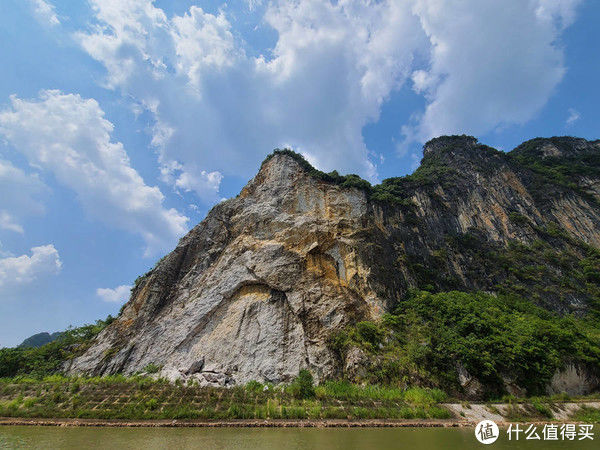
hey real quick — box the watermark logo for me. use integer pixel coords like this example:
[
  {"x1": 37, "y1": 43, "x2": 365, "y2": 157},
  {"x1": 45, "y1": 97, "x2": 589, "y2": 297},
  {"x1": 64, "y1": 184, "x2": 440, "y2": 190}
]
[
  {"x1": 475, "y1": 420, "x2": 499, "y2": 444},
  {"x1": 507, "y1": 423, "x2": 594, "y2": 441},
  {"x1": 474, "y1": 422, "x2": 595, "y2": 444}
]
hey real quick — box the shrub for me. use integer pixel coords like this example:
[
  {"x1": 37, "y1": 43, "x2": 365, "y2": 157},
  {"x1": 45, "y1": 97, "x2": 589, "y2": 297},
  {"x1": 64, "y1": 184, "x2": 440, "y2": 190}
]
[
  {"x1": 145, "y1": 398, "x2": 159, "y2": 410},
  {"x1": 244, "y1": 380, "x2": 264, "y2": 394},
  {"x1": 143, "y1": 363, "x2": 161, "y2": 374},
  {"x1": 356, "y1": 321, "x2": 384, "y2": 348},
  {"x1": 288, "y1": 369, "x2": 315, "y2": 399},
  {"x1": 332, "y1": 290, "x2": 600, "y2": 398}
]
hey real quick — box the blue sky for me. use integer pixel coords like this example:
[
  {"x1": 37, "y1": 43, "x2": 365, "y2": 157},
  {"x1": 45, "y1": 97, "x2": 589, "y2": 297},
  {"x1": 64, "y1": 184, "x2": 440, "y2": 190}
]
[{"x1": 0, "y1": 0, "x2": 598, "y2": 347}]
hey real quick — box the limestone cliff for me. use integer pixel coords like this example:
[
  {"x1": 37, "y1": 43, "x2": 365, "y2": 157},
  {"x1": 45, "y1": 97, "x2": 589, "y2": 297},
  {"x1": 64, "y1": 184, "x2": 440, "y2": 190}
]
[{"x1": 68, "y1": 135, "x2": 600, "y2": 388}]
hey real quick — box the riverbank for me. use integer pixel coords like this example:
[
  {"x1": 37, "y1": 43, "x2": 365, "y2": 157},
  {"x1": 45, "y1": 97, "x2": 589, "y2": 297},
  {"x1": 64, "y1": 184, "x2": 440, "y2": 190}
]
[
  {"x1": 0, "y1": 375, "x2": 451, "y2": 422},
  {"x1": 2, "y1": 401, "x2": 600, "y2": 428},
  {"x1": 2, "y1": 403, "x2": 599, "y2": 428},
  {"x1": 0, "y1": 417, "x2": 465, "y2": 427},
  {"x1": 1, "y1": 376, "x2": 599, "y2": 425}
]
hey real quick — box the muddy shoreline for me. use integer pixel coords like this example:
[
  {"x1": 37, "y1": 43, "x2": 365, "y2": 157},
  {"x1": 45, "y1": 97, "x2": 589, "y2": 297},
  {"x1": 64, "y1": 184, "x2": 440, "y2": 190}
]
[{"x1": 0, "y1": 417, "x2": 469, "y2": 428}]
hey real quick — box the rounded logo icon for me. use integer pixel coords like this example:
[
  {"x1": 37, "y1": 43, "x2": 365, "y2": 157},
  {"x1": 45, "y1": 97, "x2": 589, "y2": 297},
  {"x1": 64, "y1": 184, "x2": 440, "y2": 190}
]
[{"x1": 475, "y1": 420, "x2": 499, "y2": 444}]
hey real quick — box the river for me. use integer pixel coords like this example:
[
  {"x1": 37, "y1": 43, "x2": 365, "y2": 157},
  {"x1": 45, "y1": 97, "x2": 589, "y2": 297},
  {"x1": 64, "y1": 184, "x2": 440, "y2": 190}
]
[{"x1": 1, "y1": 426, "x2": 597, "y2": 449}]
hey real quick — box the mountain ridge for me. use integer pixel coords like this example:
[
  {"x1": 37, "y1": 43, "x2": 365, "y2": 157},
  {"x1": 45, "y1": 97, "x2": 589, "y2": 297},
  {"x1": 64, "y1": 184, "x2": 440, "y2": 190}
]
[{"x1": 67, "y1": 135, "x2": 600, "y2": 398}]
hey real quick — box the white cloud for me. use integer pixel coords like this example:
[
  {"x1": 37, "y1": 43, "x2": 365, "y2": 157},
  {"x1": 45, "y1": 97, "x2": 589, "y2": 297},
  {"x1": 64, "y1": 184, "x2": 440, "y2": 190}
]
[
  {"x1": 0, "y1": 159, "x2": 47, "y2": 234},
  {"x1": 0, "y1": 245, "x2": 61, "y2": 291},
  {"x1": 566, "y1": 107, "x2": 580, "y2": 126},
  {"x1": 403, "y1": 0, "x2": 581, "y2": 143},
  {"x1": 0, "y1": 90, "x2": 189, "y2": 256},
  {"x1": 29, "y1": 0, "x2": 60, "y2": 26},
  {"x1": 160, "y1": 160, "x2": 223, "y2": 203},
  {"x1": 75, "y1": 0, "x2": 579, "y2": 185},
  {"x1": 96, "y1": 285, "x2": 131, "y2": 303},
  {"x1": 0, "y1": 212, "x2": 24, "y2": 234},
  {"x1": 76, "y1": 0, "x2": 429, "y2": 183}
]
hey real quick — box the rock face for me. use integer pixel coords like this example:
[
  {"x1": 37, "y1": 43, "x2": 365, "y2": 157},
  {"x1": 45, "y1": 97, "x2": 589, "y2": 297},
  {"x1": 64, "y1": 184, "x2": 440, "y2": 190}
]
[
  {"x1": 69, "y1": 135, "x2": 600, "y2": 387},
  {"x1": 548, "y1": 364, "x2": 600, "y2": 396}
]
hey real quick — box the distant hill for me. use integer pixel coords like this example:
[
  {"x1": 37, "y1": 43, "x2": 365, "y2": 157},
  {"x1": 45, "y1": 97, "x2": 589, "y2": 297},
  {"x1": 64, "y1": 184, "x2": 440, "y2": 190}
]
[{"x1": 18, "y1": 332, "x2": 63, "y2": 349}]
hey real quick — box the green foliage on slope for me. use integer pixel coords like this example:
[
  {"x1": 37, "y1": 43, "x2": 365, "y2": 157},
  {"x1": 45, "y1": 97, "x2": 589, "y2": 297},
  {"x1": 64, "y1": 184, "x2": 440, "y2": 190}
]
[
  {"x1": 0, "y1": 317, "x2": 114, "y2": 378},
  {"x1": 17, "y1": 332, "x2": 63, "y2": 349},
  {"x1": 509, "y1": 137, "x2": 600, "y2": 204},
  {"x1": 263, "y1": 147, "x2": 456, "y2": 205},
  {"x1": 331, "y1": 290, "x2": 600, "y2": 398}
]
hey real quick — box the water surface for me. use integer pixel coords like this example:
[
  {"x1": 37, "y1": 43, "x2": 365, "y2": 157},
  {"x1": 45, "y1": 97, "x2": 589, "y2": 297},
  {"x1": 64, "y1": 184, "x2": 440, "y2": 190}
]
[{"x1": 0, "y1": 426, "x2": 596, "y2": 449}]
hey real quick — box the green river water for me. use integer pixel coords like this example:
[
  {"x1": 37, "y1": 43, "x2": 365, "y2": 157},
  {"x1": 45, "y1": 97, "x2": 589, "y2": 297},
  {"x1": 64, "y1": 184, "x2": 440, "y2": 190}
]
[{"x1": 0, "y1": 426, "x2": 597, "y2": 449}]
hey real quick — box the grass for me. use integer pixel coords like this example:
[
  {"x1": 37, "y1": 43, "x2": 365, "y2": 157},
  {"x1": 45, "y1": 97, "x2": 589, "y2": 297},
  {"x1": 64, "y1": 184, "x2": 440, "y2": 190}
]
[
  {"x1": 572, "y1": 406, "x2": 600, "y2": 423},
  {"x1": 503, "y1": 401, "x2": 556, "y2": 422},
  {"x1": 0, "y1": 376, "x2": 452, "y2": 421}
]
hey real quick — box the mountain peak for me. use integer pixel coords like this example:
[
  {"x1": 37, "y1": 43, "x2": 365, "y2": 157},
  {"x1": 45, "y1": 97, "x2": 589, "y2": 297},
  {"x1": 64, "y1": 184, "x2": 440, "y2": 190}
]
[
  {"x1": 511, "y1": 136, "x2": 599, "y2": 159},
  {"x1": 423, "y1": 135, "x2": 479, "y2": 157}
]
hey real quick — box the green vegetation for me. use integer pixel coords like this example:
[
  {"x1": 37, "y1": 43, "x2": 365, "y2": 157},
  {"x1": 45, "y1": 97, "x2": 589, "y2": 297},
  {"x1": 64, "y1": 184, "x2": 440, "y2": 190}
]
[
  {"x1": 287, "y1": 369, "x2": 315, "y2": 399},
  {"x1": 263, "y1": 149, "x2": 371, "y2": 191},
  {"x1": 330, "y1": 290, "x2": 600, "y2": 398},
  {"x1": 572, "y1": 406, "x2": 600, "y2": 423},
  {"x1": 263, "y1": 148, "x2": 455, "y2": 206},
  {"x1": 142, "y1": 363, "x2": 162, "y2": 374},
  {"x1": 0, "y1": 317, "x2": 114, "y2": 378},
  {"x1": 409, "y1": 227, "x2": 600, "y2": 314},
  {"x1": 0, "y1": 374, "x2": 451, "y2": 421},
  {"x1": 17, "y1": 332, "x2": 63, "y2": 349},
  {"x1": 510, "y1": 137, "x2": 600, "y2": 205}
]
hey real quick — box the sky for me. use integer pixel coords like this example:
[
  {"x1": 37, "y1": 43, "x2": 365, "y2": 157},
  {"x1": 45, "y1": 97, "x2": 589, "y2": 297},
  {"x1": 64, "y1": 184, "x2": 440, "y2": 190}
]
[{"x1": 0, "y1": 0, "x2": 599, "y2": 347}]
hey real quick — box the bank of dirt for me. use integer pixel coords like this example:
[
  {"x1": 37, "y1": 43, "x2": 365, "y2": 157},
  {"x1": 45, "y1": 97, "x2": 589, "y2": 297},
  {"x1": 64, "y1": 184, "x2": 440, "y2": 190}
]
[{"x1": 2, "y1": 402, "x2": 599, "y2": 428}]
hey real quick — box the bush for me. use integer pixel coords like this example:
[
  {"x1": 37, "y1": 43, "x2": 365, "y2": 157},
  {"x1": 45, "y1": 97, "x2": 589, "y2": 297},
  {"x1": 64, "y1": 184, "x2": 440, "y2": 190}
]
[
  {"x1": 288, "y1": 369, "x2": 315, "y2": 399},
  {"x1": 0, "y1": 317, "x2": 114, "y2": 378},
  {"x1": 334, "y1": 290, "x2": 600, "y2": 397},
  {"x1": 143, "y1": 363, "x2": 161, "y2": 374},
  {"x1": 356, "y1": 322, "x2": 384, "y2": 348},
  {"x1": 145, "y1": 398, "x2": 159, "y2": 410},
  {"x1": 244, "y1": 380, "x2": 264, "y2": 394}
]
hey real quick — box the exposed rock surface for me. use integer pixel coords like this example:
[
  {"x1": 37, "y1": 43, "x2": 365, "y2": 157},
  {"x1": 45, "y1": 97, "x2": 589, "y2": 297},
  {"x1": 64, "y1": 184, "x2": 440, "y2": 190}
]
[
  {"x1": 68, "y1": 135, "x2": 600, "y2": 388},
  {"x1": 548, "y1": 364, "x2": 600, "y2": 396}
]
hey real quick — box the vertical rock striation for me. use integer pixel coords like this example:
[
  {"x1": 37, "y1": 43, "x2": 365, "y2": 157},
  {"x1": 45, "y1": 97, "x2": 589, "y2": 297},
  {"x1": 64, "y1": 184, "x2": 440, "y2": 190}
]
[{"x1": 69, "y1": 135, "x2": 600, "y2": 386}]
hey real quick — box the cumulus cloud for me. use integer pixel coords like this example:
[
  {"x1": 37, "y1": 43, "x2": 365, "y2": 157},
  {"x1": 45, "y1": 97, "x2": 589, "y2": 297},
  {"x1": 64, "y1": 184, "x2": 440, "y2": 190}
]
[
  {"x1": 403, "y1": 0, "x2": 581, "y2": 143},
  {"x1": 566, "y1": 107, "x2": 580, "y2": 126},
  {"x1": 76, "y1": 0, "x2": 429, "y2": 183},
  {"x1": 0, "y1": 90, "x2": 189, "y2": 256},
  {"x1": 29, "y1": 0, "x2": 60, "y2": 26},
  {"x1": 0, "y1": 159, "x2": 47, "y2": 234},
  {"x1": 96, "y1": 285, "x2": 131, "y2": 303},
  {"x1": 0, "y1": 245, "x2": 61, "y2": 291},
  {"x1": 74, "y1": 0, "x2": 578, "y2": 187},
  {"x1": 160, "y1": 161, "x2": 223, "y2": 203}
]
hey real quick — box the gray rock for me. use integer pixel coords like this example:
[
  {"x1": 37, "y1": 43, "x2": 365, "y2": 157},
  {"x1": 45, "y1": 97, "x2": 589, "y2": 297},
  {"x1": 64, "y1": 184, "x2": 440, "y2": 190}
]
[
  {"x1": 456, "y1": 363, "x2": 485, "y2": 400},
  {"x1": 548, "y1": 364, "x2": 600, "y2": 396},
  {"x1": 68, "y1": 138, "x2": 600, "y2": 394},
  {"x1": 186, "y1": 358, "x2": 205, "y2": 375}
]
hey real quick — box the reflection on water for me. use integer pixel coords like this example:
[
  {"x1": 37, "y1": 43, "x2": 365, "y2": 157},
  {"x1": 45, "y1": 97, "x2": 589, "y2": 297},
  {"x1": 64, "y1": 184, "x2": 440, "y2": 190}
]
[{"x1": 0, "y1": 426, "x2": 596, "y2": 449}]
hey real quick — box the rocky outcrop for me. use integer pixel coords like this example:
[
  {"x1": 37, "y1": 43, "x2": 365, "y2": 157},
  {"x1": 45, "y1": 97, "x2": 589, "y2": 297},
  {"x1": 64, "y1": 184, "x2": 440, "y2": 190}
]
[
  {"x1": 548, "y1": 364, "x2": 600, "y2": 396},
  {"x1": 69, "y1": 151, "x2": 377, "y2": 385},
  {"x1": 68, "y1": 135, "x2": 600, "y2": 389}
]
